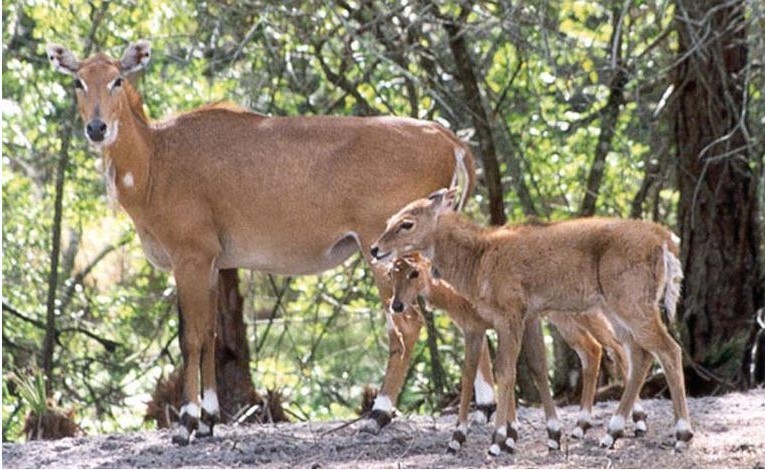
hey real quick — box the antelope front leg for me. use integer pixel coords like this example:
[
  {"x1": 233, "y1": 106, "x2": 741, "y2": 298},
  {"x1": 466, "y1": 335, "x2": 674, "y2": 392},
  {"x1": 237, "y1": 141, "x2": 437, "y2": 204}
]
[
  {"x1": 363, "y1": 307, "x2": 424, "y2": 433},
  {"x1": 171, "y1": 254, "x2": 218, "y2": 445},
  {"x1": 449, "y1": 328, "x2": 486, "y2": 453}
]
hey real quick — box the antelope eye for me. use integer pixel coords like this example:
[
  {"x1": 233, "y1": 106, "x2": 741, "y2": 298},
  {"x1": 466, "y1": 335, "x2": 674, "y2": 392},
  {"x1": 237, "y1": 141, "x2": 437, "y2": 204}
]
[
  {"x1": 408, "y1": 270, "x2": 419, "y2": 279},
  {"x1": 112, "y1": 77, "x2": 123, "y2": 88},
  {"x1": 74, "y1": 79, "x2": 84, "y2": 90},
  {"x1": 400, "y1": 221, "x2": 414, "y2": 230}
]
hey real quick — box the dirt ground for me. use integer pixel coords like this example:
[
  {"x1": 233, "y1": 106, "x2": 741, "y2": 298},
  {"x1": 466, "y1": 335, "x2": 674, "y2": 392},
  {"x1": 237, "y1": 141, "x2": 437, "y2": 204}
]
[{"x1": 3, "y1": 389, "x2": 764, "y2": 469}]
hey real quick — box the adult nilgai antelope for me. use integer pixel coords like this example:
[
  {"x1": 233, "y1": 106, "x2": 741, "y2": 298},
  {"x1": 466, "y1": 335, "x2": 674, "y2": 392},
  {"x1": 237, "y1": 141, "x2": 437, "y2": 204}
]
[
  {"x1": 386, "y1": 253, "x2": 633, "y2": 452},
  {"x1": 371, "y1": 189, "x2": 693, "y2": 453},
  {"x1": 46, "y1": 39, "x2": 495, "y2": 444}
]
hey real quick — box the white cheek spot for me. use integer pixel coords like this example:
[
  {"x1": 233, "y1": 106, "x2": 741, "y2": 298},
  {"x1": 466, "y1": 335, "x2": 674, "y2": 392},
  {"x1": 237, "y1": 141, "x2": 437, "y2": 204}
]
[
  {"x1": 372, "y1": 394, "x2": 393, "y2": 413},
  {"x1": 122, "y1": 171, "x2": 134, "y2": 188},
  {"x1": 202, "y1": 389, "x2": 219, "y2": 416},
  {"x1": 473, "y1": 370, "x2": 495, "y2": 405}
]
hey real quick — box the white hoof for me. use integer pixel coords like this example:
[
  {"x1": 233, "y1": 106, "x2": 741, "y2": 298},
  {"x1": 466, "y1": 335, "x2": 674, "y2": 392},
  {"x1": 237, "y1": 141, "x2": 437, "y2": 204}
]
[
  {"x1": 488, "y1": 443, "x2": 501, "y2": 456},
  {"x1": 505, "y1": 437, "x2": 516, "y2": 451},
  {"x1": 547, "y1": 438, "x2": 559, "y2": 450},
  {"x1": 635, "y1": 419, "x2": 647, "y2": 434},
  {"x1": 448, "y1": 439, "x2": 461, "y2": 452},
  {"x1": 570, "y1": 426, "x2": 584, "y2": 439},
  {"x1": 600, "y1": 434, "x2": 615, "y2": 448}
]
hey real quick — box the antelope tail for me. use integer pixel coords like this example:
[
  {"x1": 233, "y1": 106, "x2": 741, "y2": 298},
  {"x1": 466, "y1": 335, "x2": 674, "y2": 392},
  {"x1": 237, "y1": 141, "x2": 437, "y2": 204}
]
[{"x1": 450, "y1": 146, "x2": 475, "y2": 212}]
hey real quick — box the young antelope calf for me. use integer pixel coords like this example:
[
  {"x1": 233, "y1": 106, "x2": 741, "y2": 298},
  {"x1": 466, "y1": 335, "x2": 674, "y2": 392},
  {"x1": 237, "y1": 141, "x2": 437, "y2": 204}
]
[
  {"x1": 387, "y1": 253, "x2": 633, "y2": 453},
  {"x1": 371, "y1": 189, "x2": 692, "y2": 454}
]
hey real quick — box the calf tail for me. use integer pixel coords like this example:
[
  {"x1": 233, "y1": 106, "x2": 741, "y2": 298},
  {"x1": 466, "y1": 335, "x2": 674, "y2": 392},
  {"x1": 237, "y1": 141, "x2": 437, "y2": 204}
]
[{"x1": 662, "y1": 241, "x2": 683, "y2": 323}]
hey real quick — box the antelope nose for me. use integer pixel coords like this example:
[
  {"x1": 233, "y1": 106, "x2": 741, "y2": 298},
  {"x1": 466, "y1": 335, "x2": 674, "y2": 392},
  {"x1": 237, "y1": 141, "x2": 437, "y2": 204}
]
[
  {"x1": 370, "y1": 246, "x2": 379, "y2": 258},
  {"x1": 86, "y1": 119, "x2": 107, "y2": 142},
  {"x1": 391, "y1": 299, "x2": 404, "y2": 313}
]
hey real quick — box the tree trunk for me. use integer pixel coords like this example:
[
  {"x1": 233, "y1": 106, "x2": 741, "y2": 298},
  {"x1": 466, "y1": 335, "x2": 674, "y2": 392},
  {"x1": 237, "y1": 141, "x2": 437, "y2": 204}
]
[
  {"x1": 146, "y1": 269, "x2": 289, "y2": 427},
  {"x1": 674, "y1": 0, "x2": 763, "y2": 392},
  {"x1": 441, "y1": 1, "x2": 506, "y2": 226}
]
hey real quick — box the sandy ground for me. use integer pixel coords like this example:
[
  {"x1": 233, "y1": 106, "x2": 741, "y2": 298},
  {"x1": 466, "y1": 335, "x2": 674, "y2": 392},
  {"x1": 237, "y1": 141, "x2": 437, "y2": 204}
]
[{"x1": 3, "y1": 389, "x2": 764, "y2": 469}]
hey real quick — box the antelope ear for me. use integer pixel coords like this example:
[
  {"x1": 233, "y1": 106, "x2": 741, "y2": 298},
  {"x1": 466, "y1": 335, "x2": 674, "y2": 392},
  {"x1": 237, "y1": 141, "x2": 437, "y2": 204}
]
[
  {"x1": 427, "y1": 187, "x2": 458, "y2": 215},
  {"x1": 120, "y1": 39, "x2": 151, "y2": 75},
  {"x1": 47, "y1": 44, "x2": 80, "y2": 76}
]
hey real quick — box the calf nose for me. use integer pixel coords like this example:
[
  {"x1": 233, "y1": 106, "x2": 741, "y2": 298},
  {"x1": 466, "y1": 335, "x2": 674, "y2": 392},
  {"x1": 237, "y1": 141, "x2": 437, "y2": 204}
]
[
  {"x1": 86, "y1": 119, "x2": 107, "y2": 142},
  {"x1": 370, "y1": 246, "x2": 379, "y2": 258},
  {"x1": 391, "y1": 299, "x2": 404, "y2": 313}
]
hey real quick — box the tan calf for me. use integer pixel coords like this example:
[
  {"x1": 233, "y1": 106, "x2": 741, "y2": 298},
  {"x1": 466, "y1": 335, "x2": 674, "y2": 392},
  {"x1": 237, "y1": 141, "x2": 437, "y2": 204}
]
[
  {"x1": 372, "y1": 189, "x2": 692, "y2": 453},
  {"x1": 387, "y1": 253, "x2": 633, "y2": 452},
  {"x1": 47, "y1": 40, "x2": 498, "y2": 444}
]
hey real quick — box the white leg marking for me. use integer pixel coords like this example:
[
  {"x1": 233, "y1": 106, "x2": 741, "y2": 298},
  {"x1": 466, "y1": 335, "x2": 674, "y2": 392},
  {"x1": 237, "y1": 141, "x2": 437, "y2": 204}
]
[
  {"x1": 372, "y1": 394, "x2": 393, "y2": 413},
  {"x1": 635, "y1": 419, "x2": 648, "y2": 433},
  {"x1": 489, "y1": 443, "x2": 501, "y2": 456},
  {"x1": 607, "y1": 415, "x2": 626, "y2": 434},
  {"x1": 578, "y1": 409, "x2": 592, "y2": 424},
  {"x1": 473, "y1": 370, "x2": 495, "y2": 405},
  {"x1": 547, "y1": 418, "x2": 562, "y2": 433},
  {"x1": 632, "y1": 402, "x2": 645, "y2": 414},
  {"x1": 448, "y1": 439, "x2": 461, "y2": 451},
  {"x1": 181, "y1": 402, "x2": 200, "y2": 419},
  {"x1": 197, "y1": 421, "x2": 211, "y2": 435},
  {"x1": 675, "y1": 418, "x2": 691, "y2": 434},
  {"x1": 571, "y1": 426, "x2": 584, "y2": 439},
  {"x1": 202, "y1": 389, "x2": 220, "y2": 416}
]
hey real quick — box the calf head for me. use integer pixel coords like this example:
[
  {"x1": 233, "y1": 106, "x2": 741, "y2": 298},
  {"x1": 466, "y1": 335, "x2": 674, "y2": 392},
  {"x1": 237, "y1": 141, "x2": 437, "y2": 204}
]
[
  {"x1": 387, "y1": 253, "x2": 433, "y2": 314},
  {"x1": 371, "y1": 187, "x2": 457, "y2": 262}
]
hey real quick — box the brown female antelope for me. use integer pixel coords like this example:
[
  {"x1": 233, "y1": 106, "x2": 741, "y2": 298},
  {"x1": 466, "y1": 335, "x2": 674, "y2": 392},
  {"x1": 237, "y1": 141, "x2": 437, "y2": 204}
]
[
  {"x1": 371, "y1": 189, "x2": 692, "y2": 453},
  {"x1": 387, "y1": 253, "x2": 635, "y2": 452},
  {"x1": 46, "y1": 40, "x2": 499, "y2": 444}
]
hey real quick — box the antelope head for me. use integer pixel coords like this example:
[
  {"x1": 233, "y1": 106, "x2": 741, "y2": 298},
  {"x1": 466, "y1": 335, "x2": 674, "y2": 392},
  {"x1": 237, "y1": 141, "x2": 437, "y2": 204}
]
[
  {"x1": 47, "y1": 40, "x2": 151, "y2": 148},
  {"x1": 371, "y1": 187, "x2": 457, "y2": 262},
  {"x1": 387, "y1": 253, "x2": 432, "y2": 314}
]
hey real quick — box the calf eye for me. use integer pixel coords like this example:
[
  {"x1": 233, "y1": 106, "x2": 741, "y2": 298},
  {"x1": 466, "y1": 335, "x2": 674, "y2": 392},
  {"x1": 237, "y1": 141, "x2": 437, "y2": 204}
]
[
  {"x1": 113, "y1": 77, "x2": 123, "y2": 88},
  {"x1": 400, "y1": 221, "x2": 414, "y2": 231},
  {"x1": 408, "y1": 270, "x2": 419, "y2": 279},
  {"x1": 74, "y1": 79, "x2": 84, "y2": 90}
]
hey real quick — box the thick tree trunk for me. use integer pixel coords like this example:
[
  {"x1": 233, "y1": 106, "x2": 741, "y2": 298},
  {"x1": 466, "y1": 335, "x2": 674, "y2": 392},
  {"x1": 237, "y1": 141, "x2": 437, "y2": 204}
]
[{"x1": 674, "y1": 0, "x2": 763, "y2": 392}]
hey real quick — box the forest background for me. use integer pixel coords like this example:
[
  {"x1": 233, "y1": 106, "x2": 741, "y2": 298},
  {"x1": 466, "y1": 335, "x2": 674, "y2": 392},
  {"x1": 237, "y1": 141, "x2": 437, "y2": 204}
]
[{"x1": 2, "y1": 0, "x2": 763, "y2": 442}]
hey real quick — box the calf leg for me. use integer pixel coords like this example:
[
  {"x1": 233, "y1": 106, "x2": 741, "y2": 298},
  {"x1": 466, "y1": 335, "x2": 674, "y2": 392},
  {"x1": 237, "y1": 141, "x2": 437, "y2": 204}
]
[
  {"x1": 449, "y1": 328, "x2": 486, "y2": 453},
  {"x1": 523, "y1": 317, "x2": 562, "y2": 450},
  {"x1": 489, "y1": 326, "x2": 523, "y2": 455},
  {"x1": 600, "y1": 340, "x2": 652, "y2": 449}
]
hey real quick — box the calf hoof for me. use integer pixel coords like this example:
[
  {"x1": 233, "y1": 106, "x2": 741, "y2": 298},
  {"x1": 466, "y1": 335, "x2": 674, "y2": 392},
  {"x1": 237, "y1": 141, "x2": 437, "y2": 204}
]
[
  {"x1": 475, "y1": 403, "x2": 496, "y2": 424},
  {"x1": 632, "y1": 410, "x2": 648, "y2": 437},
  {"x1": 571, "y1": 419, "x2": 591, "y2": 440},
  {"x1": 599, "y1": 429, "x2": 624, "y2": 449},
  {"x1": 359, "y1": 409, "x2": 392, "y2": 434},
  {"x1": 447, "y1": 429, "x2": 466, "y2": 454},
  {"x1": 547, "y1": 423, "x2": 562, "y2": 451},
  {"x1": 675, "y1": 428, "x2": 694, "y2": 451},
  {"x1": 488, "y1": 424, "x2": 518, "y2": 455}
]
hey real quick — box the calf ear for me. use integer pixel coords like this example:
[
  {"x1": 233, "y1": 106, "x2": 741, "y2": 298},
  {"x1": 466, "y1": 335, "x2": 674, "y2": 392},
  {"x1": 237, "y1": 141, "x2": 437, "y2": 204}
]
[
  {"x1": 427, "y1": 187, "x2": 458, "y2": 215},
  {"x1": 46, "y1": 44, "x2": 80, "y2": 76},
  {"x1": 120, "y1": 39, "x2": 151, "y2": 75}
]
